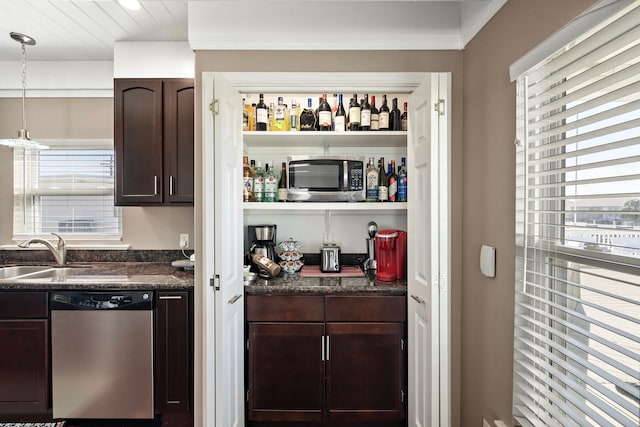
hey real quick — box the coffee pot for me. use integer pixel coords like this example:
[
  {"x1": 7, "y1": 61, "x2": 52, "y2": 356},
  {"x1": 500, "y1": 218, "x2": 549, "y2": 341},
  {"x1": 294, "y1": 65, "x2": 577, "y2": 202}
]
[{"x1": 248, "y1": 224, "x2": 277, "y2": 278}]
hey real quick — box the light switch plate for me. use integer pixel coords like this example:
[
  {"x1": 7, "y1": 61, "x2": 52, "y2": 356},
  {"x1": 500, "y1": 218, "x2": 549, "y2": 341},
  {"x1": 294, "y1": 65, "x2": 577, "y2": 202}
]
[{"x1": 480, "y1": 244, "x2": 496, "y2": 278}]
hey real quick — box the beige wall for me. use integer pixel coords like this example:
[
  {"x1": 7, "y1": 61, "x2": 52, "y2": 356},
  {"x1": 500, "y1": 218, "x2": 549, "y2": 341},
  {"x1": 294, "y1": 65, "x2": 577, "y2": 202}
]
[
  {"x1": 0, "y1": 97, "x2": 194, "y2": 249},
  {"x1": 460, "y1": 0, "x2": 596, "y2": 425}
]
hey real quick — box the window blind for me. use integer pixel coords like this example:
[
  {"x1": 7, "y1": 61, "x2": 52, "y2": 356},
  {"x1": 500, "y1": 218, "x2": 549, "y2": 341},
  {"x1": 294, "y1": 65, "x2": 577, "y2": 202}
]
[
  {"x1": 13, "y1": 139, "x2": 121, "y2": 237},
  {"x1": 514, "y1": 1, "x2": 640, "y2": 426}
]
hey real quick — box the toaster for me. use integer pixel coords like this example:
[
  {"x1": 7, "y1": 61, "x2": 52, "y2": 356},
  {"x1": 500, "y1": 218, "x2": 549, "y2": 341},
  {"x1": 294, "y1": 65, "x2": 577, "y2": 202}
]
[{"x1": 320, "y1": 244, "x2": 341, "y2": 272}]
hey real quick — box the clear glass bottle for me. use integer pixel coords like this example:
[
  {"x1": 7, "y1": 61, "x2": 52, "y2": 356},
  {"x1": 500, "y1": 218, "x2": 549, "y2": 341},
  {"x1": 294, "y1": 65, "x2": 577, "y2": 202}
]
[
  {"x1": 255, "y1": 94, "x2": 268, "y2": 131},
  {"x1": 398, "y1": 157, "x2": 407, "y2": 202},
  {"x1": 360, "y1": 94, "x2": 371, "y2": 131},
  {"x1": 272, "y1": 96, "x2": 289, "y2": 131},
  {"x1": 267, "y1": 102, "x2": 275, "y2": 131},
  {"x1": 318, "y1": 93, "x2": 332, "y2": 131},
  {"x1": 243, "y1": 155, "x2": 253, "y2": 202},
  {"x1": 378, "y1": 95, "x2": 390, "y2": 131},
  {"x1": 264, "y1": 161, "x2": 278, "y2": 202},
  {"x1": 377, "y1": 157, "x2": 388, "y2": 202},
  {"x1": 365, "y1": 157, "x2": 379, "y2": 202},
  {"x1": 370, "y1": 95, "x2": 379, "y2": 131},
  {"x1": 252, "y1": 161, "x2": 265, "y2": 202},
  {"x1": 289, "y1": 99, "x2": 300, "y2": 131},
  {"x1": 334, "y1": 94, "x2": 346, "y2": 132}
]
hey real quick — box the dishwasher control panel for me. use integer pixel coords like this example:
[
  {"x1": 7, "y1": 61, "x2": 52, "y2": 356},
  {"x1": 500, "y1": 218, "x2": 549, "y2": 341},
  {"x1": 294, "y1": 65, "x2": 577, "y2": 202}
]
[{"x1": 51, "y1": 291, "x2": 154, "y2": 310}]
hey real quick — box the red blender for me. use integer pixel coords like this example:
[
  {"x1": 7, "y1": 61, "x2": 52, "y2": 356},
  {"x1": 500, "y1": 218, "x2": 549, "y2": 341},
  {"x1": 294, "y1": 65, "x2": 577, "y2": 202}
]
[{"x1": 375, "y1": 229, "x2": 407, "y2": 281}]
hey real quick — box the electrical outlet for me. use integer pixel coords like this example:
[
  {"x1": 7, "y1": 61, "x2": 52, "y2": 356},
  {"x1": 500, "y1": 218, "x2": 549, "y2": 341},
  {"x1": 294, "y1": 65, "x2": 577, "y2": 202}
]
[{"x1": 179, "y1": 233, "x2": 189, "y2": 249}]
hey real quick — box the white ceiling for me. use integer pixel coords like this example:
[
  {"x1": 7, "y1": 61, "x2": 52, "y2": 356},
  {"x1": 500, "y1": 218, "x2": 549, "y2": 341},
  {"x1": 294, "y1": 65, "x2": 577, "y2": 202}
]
[{"x1": 0, "y1": 0, "x2": 506, "y2": 61}]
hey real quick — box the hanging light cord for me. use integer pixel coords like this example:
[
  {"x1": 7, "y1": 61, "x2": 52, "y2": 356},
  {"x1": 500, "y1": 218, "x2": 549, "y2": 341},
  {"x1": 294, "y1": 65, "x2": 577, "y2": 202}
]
[{"x1": 20, "y1": 41, "x2": 27, "y2": 131}]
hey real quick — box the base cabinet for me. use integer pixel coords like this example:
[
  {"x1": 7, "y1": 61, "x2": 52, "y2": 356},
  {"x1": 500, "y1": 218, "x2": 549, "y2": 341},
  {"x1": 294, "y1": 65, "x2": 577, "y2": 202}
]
[
  {"x1": 0, "y1": 292, "x2": 49, "y2": 415},
  {"x1": 246, "y1": 294, "x2": 406, "y2": 427}
]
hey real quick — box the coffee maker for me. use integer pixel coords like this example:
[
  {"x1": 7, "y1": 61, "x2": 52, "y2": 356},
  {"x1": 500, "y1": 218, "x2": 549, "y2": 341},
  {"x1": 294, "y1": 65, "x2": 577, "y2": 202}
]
[
  {"x1": 248, "y1": 224, "x2": 277, "y2": 278},
  {"x1": 375, "y1": 229, "x2": 407, "y2": 281}
]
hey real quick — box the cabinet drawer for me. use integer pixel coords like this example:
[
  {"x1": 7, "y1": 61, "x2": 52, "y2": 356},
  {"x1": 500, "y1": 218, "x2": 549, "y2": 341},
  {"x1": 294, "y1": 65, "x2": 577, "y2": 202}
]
[
  {"x1": 326, "y1": 295, "x2": 406, "y2": 322},
  {"x1": 0, "y1": 292, "x2": 48, "y2": 319},
  {"x1": 246, "y1": 295, "x2": 324, "y2": 322}
]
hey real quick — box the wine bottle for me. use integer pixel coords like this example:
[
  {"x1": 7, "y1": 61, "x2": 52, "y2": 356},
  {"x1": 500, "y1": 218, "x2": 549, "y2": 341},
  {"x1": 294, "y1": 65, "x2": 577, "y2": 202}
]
[
  {"x1": 401, "y1": 101, "x2": 408, "y2": 131},
  {"x1": 348, "y1": 94, "x2": 361, "y2": 131},
  {"x1": 388, "y1": 160, "x2": 398, "y2": 202},
  {"x1": 331, "y1": 93, "x2": 338, "y2": 129},
  {"x1": 390, "y1": 97, "x2": 402, "y2": 131},
  {"x1": 255, "y1": 94, "x2": 268, "y2": 131},
  {"x1": 377, "y1": 157, "x2": 388, "y2": 202},
  {"x1": 379, "y1": 95, "x2": 390, "y2": 131},
  {"x1": 300, "y1": 98, "x2": 317, "y2": 131},
  {"x1": 278, "y1": 162, "x2": 288, "y2": 202},
  {"x1": 398, "y1": 157, "x2": 407, "y2": 202},
  {"x1": 360, "y1": 94, "x2": 371, "y2": 131},
  {"x1": 334, "y1": 94, "x2": 346, "y2": 132},
  {"x1": 365, "y1": 157, "x2": 379, "y2": 202},
  {"x1": 252, "y1": 161, "x2": 265, "y2": 202},
  {"x1": 370, "y1": 95, "x2": 379, "y2": 131},
  {"x1": 318, "y1": 93, "x2": 332, "y2": 131},
  {"x1": 243, "y1": 155, "x2": 253, "y2": 202}
]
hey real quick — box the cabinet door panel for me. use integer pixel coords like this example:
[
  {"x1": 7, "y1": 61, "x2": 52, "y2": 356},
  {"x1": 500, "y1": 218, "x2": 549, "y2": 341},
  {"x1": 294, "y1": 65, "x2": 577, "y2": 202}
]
[
  {"x1": 0, "y1": 320, "x2": 48, "y2": 414},
  {"x1": 248, "y1": 322, "x2": 325, "y2": 422},
  {"x1": 164, "y1": 79, "x2": 194, "y2": 204},
  {"x1": 115, "y1": 79, "x2": 163, "y2": 205},
  {"x1": 326, "y1": 322, "x2": 404, "y2": 422}
]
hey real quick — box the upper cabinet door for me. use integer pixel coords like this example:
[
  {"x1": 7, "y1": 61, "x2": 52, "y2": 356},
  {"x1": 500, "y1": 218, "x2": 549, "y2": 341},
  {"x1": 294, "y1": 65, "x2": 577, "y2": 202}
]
[
  {"x1": 115, "y1": 79, "x2": 164, "y2": 205},
  {"x1": 164, "y1": 80, "x2": 195, "y2": 204}
]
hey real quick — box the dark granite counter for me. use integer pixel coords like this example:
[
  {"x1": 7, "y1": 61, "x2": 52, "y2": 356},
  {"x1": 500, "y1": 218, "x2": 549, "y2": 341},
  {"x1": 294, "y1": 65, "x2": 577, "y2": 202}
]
[
  {"x1": 245, "y1": 271, "x2": 407, "y2": 295},
  {"x1": 0, "y1": 262, "x2": 194, "y2": 290}
]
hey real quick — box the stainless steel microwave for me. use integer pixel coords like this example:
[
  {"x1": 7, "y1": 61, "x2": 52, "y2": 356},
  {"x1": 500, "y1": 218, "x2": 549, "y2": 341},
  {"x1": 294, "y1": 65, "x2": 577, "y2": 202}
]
[{"x1": 287, "y1": 155, "x2": 365, "y2": 201}]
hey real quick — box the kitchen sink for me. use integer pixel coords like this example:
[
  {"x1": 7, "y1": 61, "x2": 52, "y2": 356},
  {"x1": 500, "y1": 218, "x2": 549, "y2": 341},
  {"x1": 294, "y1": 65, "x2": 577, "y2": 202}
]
[{"x1": 0, "y1": 265, "x2": 93, "y2": 280}]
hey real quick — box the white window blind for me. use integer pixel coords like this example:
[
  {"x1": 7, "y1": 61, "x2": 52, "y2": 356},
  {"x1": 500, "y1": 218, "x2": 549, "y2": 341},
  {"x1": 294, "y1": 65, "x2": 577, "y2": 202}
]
[
  {"x1": 13, "y1": 139, "x2": 121, "y2": 238},
  {"x1": 514, "y1": 1, "x2": 640, "y2": 426}
]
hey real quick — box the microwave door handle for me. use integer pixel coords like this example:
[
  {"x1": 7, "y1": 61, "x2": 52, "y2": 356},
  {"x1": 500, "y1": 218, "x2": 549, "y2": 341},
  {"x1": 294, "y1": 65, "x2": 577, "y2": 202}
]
[{"x1": 343, "y1": 161, "x2": 348, "y2": 189}]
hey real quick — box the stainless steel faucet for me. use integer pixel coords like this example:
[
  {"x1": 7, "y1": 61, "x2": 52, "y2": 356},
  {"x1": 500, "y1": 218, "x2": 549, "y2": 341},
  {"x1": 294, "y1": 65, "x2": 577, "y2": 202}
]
[{"x1": 18, "y1": 232, "x2": 67, "y2": 265}]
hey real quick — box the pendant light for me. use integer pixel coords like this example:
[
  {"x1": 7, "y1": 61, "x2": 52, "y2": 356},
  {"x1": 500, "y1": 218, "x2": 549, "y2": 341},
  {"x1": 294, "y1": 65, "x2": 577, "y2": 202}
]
[{"x1": 0, "y1": 32, "x2": 48, "y2": 150}]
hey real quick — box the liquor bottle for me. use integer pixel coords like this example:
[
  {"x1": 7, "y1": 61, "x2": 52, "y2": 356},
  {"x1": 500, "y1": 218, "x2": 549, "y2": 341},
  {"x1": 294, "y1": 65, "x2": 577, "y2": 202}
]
[
  {"x1": 252, "y1": 161, "x2": 265, "y2": 202},
  {"x1": 390, "y1": 98, "x2": 402, "y2": 131},
  {"x1": 377, "y1": 157, "x2": 388, "y2": 202},
  {"x1": 379, "y1": 95, "x2": 390, "y2": 131},
  {"x1": 242, "y1": 98, "x2": 249, "y2": 131},
  {"x1": 300, "y1": 98, "x2": 317, "y2": 131},
  {"x1": 272, "y1": 96, "x2": 289, "y2": 131},
  {"x1": 365, "y1": 157, "x2": 379, "y2": 202},
  {"x1": 251, "y1": 103, "x2": 257, "y2": 130},
  {"x1": 401, "y1": 101, "x2": 408, "y2": 131},
  {"x1": 267, "y1": 102, "x2": 275, "y2": 131},
  {"x1": 331, "y1": 93, "x2": 338, "y2": 129},
  {"x1": 348, "y1": 94, "x2": 361, "y2": 131},
  {"x1": 255, "y1": 94, "x2": 268, "y2": 131},
  {"x1": 334, "y1": 94, "x2": 346, "y2": 132},
  {"x1": 318, "y1": 93, "x2": 332, "y2": 131},
  {"x1": 250, "y1": 159, "x2": 256, "y2": 174},
  {"x1": 278, "y1": 162, "x2": 288, "y2": 202},
  {"x1": 290, "y1": 99, "x2": 300, "y2": 131},
  {"x1": 370, "y1": 95, "x2": 379, "y2": 131},
  {"x1": 388, "y1": 160, "x2": 398, "y2": 202},
  {"x1": 243, "y1": 155, "x2": 253, "y2": 202},
  {"x1": 398, "y1": 157, "x2": 407, "y2": 202},
  {"x1": 360, "y1": 94, "x2": 371, "y2": 131},
  {"x1": 264, "y1": 161, "x2": 278, "y2": 202}
]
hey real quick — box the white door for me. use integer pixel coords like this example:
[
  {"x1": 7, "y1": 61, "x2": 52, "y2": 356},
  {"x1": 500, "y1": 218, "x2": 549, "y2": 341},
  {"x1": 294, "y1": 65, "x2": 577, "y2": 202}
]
[
  {"x1": 407, "y1": 73, "x2": 450, "y2": 427},
  {"x1": 201, "y1": 72, "x2": 245, "y2": 427}
]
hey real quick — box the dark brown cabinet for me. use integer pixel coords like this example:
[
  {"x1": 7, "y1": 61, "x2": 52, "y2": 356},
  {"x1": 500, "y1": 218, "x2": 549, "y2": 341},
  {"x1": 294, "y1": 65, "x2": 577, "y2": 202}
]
[
  {"x1": 115, "y1": 78, "x2": 194, "y2": 206},
  {"x1": 155, "y1": 290, "x2": 193, "y2": 427},
  {"x1": 246, "y1": 294, "x2": 406, "y2": 426},
  {"x1": 0, "y1": 292, "x2": 49, "y2": 415}
]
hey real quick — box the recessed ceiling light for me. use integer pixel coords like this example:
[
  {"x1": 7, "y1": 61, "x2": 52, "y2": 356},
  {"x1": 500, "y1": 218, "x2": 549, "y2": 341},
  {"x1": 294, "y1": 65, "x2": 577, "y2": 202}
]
[{"x1": 119, "y1": 0, "x2": 141, "y2": 11}]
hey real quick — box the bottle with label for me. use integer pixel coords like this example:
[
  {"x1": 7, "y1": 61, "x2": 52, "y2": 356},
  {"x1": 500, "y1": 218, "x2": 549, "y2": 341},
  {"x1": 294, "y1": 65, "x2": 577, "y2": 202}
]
[
  {"x1": 255, "y1": 94, "x2": 268, "y2": 131},
  {"x1": 318, "y1": 93, "x2": 332, "y2": 131},
  {"x1": 398, "y1": 157, "x2": 408, "y2": 202},
  {"x1": 401, "y1": 101, "x2": 408, "y2": 131},
  {"x1": 360, "y1": 94, "x2": 371, "y2": 131},
  {"x1": 365, "y1": 157, "x2": 379, "y2": 202},
  {"x1": 390, "y1": 97, "x2": 402, "y2": 131},
  {"x1": 348, "y1": 94, "x2": 361, "y2": 131},
  {"x1": 278, "y1": 162, "x2": 288, "y2": 202},
  {"x1": 370, "y1": 95, "x2": 379, "y2": 131},
  {"x1": 334, "y1": 94, "x2": 346, "y2": 132},
  {"x1": 331, "y1": 93, "x2": 338, "y2": 129},
  {"x1": 300, "y1": 98, "x2": 316, "y2": 131},
  {"x1": 243, "y1": 155, "x2": 253, "y2": 202},
  {"x1": 267, "y1": 102, "x2": 275, "y2": 131},
  {"x1": 252, "y1": 254, "x2": 281, "y2": 277},
  {"x1": 250, "y1": 159, "x2": 256, "y2": 174},
  {"x1": 272, "y1": 97, "x2": 289, "y2": 131},
  {"x1": 264, "y1": 161, "x2": 278, "y2": 202},
  {"x1": 388, "y1": 160, "x2": 398, "y2": 202},
  {"x1": 252, "y1": 161, "x2": 265, "y2": 202},
  {"x1": 377, "y1": 157, "x2": 388, "y2": 202},
  {"x1": 289, "y1": 100, "x2": 300, "y2": 131},
  {"x1": 379, "y1": 95, "x2": 390, "y2": 131},
  {"x1": 242, "y1": 98, "x2": 249, "y2": 131}
]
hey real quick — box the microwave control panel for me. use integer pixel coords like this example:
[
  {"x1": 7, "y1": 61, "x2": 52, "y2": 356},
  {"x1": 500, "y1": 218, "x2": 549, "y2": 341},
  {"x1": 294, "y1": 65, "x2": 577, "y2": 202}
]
[{"x1": 349, "y1": 163, "x2": 364, "y2": 190}]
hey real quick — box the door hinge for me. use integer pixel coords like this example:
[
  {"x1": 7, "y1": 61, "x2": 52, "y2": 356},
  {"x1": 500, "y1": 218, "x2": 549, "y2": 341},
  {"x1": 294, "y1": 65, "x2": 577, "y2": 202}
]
[
  {"x1": 210, "y1": 274, "x2": 221, "y2": 291},
  {"x1": 439, "y1": 273, "x2": 447, "y2": 292},
  {"x1": 434, "y1": 98, "x2": 445, "y2": 116},
  {"x1": 209, "y1": 99, "x2": 219, "y2": 116}
]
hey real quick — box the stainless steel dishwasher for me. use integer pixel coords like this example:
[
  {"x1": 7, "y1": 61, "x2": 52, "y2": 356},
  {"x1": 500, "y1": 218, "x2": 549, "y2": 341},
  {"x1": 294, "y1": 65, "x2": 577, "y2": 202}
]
[{"x1": 50, "y1": 290, "x2": 155, "y2": 419}]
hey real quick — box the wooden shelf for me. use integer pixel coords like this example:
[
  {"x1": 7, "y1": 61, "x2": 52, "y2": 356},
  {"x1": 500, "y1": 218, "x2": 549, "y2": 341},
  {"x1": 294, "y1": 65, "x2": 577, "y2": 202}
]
[
  {"x1": 243, "y1": 202, "x2": 407, "y2": 212},
  {"x1": 243, "y1": 131, "x2": 407, "y2": 148}
]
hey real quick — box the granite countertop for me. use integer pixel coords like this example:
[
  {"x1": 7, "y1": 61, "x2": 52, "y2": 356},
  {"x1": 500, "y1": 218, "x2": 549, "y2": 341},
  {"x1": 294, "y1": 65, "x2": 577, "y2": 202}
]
[
  {"x1": 245, "y1": 271, "x2": 407, "y2": 295},
  {"x1": 0, "y1": 262, "x2": 194, "y2": 290}
]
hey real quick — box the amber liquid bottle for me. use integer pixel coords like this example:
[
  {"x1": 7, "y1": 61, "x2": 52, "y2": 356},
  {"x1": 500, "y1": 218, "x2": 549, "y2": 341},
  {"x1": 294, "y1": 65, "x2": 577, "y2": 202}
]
[{"x1": 242, "y1": 155, "x2": 253, "y2": 202}]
